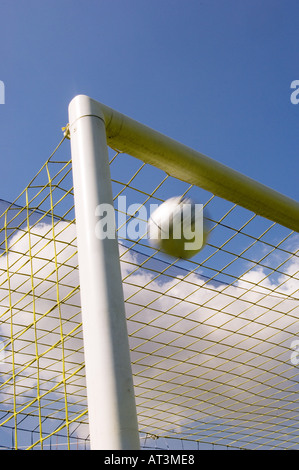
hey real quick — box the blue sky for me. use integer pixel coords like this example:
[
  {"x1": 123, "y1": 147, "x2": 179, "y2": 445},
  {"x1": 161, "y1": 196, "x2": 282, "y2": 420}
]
[
  {"x1": 0, "y1": 1, "x2": 299, "y2": 450},
  {"x1": 0, "y1": 0, "x2": 299, "y2": 205}
]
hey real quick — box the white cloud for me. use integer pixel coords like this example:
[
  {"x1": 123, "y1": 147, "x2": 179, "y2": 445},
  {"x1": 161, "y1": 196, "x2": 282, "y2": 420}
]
[{"x1": 0, "y1": 221, "x2": 298, "y2": 448}]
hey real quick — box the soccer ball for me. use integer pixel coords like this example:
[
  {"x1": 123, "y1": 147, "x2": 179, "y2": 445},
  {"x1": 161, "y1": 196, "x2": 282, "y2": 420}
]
[{"x1": 147, "y1": 196, "x2": 209, "y2": 259}]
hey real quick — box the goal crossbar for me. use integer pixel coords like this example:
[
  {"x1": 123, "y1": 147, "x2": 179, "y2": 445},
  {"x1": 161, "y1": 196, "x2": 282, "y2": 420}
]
[{"x1": 69, "y1": 94, "x2": 299, "y2": 233}]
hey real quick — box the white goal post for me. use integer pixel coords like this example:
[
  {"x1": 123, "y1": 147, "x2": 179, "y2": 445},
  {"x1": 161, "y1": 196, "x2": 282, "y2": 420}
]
[{"x1": 68, "y1": 94, "x2": 299, "y2": 450}]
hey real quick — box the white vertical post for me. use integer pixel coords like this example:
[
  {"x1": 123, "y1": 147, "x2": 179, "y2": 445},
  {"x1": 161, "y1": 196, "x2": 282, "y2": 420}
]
[{"x1": 68, "y1": 95, "x2": 140, "y2": 450}]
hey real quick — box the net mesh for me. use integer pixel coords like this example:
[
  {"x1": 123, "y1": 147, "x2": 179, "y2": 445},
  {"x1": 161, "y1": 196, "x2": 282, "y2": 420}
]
[{"x1": 0, "y1": 134, "x2": 298, "y2": 450}]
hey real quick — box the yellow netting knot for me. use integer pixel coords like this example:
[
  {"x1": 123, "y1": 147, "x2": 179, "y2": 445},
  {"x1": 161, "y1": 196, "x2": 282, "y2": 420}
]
[{"x1": 62, "y1": 124, "x2": 70, "y2": 140}]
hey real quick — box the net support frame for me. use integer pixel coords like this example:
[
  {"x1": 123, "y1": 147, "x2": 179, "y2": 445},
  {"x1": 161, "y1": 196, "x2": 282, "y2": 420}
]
[
  {"x1": 68, "y1": 94, "x2": 299, "y2": 450},
  {"x1": 68, "y1": 95, "x2": 140, "y2": 450}
]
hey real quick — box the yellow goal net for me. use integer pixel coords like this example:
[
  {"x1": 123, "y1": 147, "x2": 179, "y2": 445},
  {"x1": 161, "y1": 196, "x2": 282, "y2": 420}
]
[{"x1": 0, "y1": 100, "x2": 299, "y2": 450}]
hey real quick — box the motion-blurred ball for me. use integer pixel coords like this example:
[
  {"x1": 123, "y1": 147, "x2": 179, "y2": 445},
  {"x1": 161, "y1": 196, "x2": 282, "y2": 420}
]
[{"x1": 147, "y1": 196, "x2": 208, "y2": 259}]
